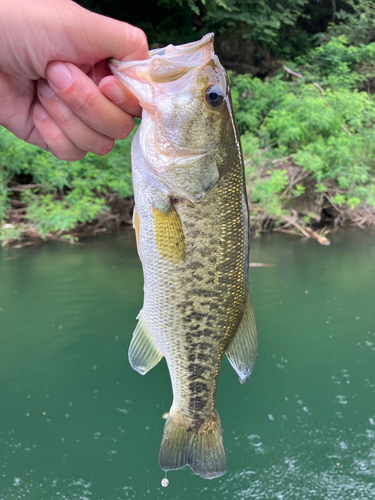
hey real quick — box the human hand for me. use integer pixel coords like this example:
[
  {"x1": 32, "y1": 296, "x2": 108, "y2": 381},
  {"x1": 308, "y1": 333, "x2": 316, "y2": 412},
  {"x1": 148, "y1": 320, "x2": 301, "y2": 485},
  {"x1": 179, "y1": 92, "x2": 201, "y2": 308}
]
[{"x1": 0, "y1": 0, "x2": 148, "y2": 160}]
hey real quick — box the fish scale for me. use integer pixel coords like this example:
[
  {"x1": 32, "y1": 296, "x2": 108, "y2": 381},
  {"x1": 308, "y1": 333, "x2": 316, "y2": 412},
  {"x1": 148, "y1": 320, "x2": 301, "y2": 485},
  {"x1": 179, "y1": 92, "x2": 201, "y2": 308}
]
[{"x1": 110, "y1": 33, "x2": 257, "y2": 479}]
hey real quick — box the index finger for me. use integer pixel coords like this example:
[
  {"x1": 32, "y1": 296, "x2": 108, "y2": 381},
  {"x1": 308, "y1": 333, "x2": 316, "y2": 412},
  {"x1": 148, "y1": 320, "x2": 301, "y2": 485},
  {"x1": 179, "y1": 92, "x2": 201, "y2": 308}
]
[
  {"x1": 46, "y1": 61, "x2": 134, "y2": 139},
  {"x1": 99, "y1": 75, "x2": 142, "y2": 118}
]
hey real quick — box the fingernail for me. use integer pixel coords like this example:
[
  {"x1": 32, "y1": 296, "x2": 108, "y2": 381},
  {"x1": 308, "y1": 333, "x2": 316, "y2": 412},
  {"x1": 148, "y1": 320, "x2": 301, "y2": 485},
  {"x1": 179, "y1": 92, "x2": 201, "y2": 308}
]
[
  {"x1": 38, "y1": 80, "x2": 55, "y2": 100},
  {"x1": 100, "y1": 139, "x2": 115, "y2": 155},
  {"x1": 34, "y1": 104, "x2": 49, "y2": 121},
  {"x1": 105, "y1": 82, "x2": 125, "y2": 103},
  {"x1": 120, "y1": 123, "x2": 134, "y2": 139},
  {"x1": 47, "y1": 62, "x2": 72, "y2": 91}
]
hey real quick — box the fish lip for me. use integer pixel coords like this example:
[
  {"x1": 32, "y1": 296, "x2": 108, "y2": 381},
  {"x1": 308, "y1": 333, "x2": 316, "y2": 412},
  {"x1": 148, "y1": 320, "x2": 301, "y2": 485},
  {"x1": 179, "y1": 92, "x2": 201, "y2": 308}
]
[
  {"x1": 148, "y1": 33, "x2": 214, "y2": 58},
  {"x1": 109, "y1": 33, "x2": 215, "y2": 71}
]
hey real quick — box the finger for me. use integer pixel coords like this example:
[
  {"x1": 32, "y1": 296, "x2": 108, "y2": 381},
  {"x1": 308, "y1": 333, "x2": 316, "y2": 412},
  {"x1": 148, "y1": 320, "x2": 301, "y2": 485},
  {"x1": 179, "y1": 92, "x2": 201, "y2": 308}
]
[
  {"x1": 33, "y1": 103, "x2": 87, "y2": 161},
  {"x1": 57, "y1": 9, "x2": 149, "y2": 64},
  {"x1": 46, "y1": 62, "x2": 135, "y2": 139},
  {"x1": 87, "y1": 60, "x2": 112, "y2": 86},
  {"x1": 37, "y1": 79, "x2": 114, "y2": 156},
  {"x1": 99, "y1": 75, "x2": 142, "y2": 118},
  {"x1": 77, "y1": 61, "x2": 112, "y2": 85},
  {"x1": 23, "y1": 122, "x2": 48, "y2": 151}
]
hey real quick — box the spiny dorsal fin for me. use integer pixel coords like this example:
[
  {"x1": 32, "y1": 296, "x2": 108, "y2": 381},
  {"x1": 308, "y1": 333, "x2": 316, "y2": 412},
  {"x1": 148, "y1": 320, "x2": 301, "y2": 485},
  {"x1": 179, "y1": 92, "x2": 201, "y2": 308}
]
[
  {"x1": 225, "y1": 293, "x2": 258, "y2": 384},
  {"x1": 129, "y1": 313, "x2": 163, "y2": 375},
  {"x1": 153, "y1": 206, "x2": 185, "y2": 263},
  {"x1": 132, "y1": 203, "x2": 141, "y2": 259}
]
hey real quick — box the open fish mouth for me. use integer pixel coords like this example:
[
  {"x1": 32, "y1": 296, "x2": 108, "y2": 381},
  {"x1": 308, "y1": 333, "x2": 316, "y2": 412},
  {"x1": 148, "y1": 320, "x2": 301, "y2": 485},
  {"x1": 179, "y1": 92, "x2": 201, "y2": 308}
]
[
  {"x1": 109, "y1": 33, "x2": 215, "y2": 78},
  {"x1": 108, "y1": 33, "x2": 222, "y2": 113},
  {"x1": 110, "y1": 34, "x2": 227, "y2": 203}
]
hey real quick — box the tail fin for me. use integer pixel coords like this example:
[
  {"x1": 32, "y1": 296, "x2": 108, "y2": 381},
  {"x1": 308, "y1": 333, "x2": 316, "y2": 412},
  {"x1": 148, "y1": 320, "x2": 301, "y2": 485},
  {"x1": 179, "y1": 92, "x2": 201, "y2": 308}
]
[{"x1": 158, "y1": 409, "x2": 227, "y2": 479}]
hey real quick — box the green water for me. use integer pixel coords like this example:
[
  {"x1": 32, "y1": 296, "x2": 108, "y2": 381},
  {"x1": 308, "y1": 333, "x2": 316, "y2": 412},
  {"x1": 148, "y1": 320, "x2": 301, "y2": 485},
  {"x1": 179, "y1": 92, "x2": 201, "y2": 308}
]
[{"x1": 0, "y1": 229, "x2": 374, "y2": 500}]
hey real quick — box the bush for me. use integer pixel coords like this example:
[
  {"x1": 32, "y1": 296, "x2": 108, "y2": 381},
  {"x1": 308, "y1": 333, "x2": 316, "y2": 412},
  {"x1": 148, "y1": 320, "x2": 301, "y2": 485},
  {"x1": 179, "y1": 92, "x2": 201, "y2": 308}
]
[
  {"x1": 319, "y1": 0, "x2": 375, "y2": 46},
  {"x1": 0, "y1": 125, "x2": 136, "y2": 245},
  {"x1": 230, "y1": 48, "x2": 375, "y2": 224},
  {"x1": 295, "y1": 35, "x2": 375, "y2": 90}
]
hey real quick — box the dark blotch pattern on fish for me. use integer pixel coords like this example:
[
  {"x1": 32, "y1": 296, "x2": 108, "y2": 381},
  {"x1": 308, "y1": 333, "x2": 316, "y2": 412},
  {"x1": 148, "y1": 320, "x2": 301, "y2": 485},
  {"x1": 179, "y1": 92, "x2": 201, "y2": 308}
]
[
  {"x1": 189, "y1": 381, "x2": 208, "y2": 393},
  {"x1": 188, "y1": 364, "x2": 207, "y2": 380}
]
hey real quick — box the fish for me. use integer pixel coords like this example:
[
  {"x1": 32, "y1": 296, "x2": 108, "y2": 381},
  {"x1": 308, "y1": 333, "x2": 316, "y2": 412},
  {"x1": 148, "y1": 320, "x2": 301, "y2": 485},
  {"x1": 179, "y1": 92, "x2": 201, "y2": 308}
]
[{"x1": 109, "y1": 33, "x2": 257, "y2": 480}]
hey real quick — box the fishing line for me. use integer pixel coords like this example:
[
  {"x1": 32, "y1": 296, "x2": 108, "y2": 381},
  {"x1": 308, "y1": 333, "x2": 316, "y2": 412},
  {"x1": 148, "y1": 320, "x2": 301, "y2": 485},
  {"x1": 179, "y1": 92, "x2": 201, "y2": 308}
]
[{"x1": 161, "y1": 472, "x2": 169, "y2": 487}]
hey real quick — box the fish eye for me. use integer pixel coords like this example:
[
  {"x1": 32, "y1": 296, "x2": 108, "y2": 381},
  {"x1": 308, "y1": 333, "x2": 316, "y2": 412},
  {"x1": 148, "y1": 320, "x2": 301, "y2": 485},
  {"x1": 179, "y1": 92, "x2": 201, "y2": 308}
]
[{"x1": 205, "y1": 85, "x2": 224, "y2": 108}]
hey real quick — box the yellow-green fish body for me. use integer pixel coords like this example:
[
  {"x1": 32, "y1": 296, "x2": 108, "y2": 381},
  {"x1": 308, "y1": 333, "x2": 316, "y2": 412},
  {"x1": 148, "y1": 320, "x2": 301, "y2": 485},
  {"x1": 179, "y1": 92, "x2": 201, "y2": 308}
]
[{"x1": 110, "y1": 34, "x2": 257, "y2": 480}]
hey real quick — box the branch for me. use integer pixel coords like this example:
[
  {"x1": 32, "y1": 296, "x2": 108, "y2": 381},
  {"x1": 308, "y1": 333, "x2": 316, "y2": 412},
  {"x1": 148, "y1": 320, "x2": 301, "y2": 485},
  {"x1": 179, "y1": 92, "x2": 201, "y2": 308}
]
[
  {"x1": 284, "y1": 66, "x2": 303, "y2": 79},
  {"x1": 341, "y1": 124, "x2": 354, "y2": 137},
  {"x1": 281, "y1": 215, "x2": 311, "y2": 237},
  {"x1": 8, "y1": 183, "x2": 44, "y2": 192}
]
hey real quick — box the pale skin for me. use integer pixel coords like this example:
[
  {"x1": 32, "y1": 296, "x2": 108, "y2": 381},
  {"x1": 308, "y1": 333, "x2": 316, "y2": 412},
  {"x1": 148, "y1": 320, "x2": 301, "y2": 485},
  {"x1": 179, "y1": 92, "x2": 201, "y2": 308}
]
[{"x1": 0, "y1": 0, "x2": 148, "y2": 161}]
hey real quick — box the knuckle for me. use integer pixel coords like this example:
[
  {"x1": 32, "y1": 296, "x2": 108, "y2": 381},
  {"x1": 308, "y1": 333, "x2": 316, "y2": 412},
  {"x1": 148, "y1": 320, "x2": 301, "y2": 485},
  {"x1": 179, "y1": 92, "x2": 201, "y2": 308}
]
[
  {"x1": 50, "y1": 106, "x2": 74, "y2": 130},
  {"x1": 47, "y1": 125, "x2": 67, "y2": 145},
  {"x1": 74, "y1": 90, "x2": 97, "y2": 116}
]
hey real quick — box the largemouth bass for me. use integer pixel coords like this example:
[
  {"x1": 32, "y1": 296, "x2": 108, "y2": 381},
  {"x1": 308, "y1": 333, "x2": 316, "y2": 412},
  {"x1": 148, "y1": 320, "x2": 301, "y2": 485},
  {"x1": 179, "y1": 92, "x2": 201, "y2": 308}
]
[{"x1": 110, "y1": 33, "x2": 257, "y2": 480}]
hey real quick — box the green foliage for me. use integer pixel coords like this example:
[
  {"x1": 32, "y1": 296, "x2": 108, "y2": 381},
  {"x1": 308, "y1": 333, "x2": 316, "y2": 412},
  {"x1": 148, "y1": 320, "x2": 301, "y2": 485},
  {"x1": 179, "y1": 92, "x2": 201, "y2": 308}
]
[
  {"x1": 229, "y1": 0, "x2": 375, "y2": 222},
  {"x1": 23, "y1": 193, "x2": 106, "y2": 238},
  {"x1": 230, "y1": 51, "x2": 375, "y2": 216},
  {"x1": 251, "y1": 168, "x2": 290, "y2": 218},
  {"x1": 79, "y1": 0, "x2": 313, "y2": 60},
  {"x1": 0, "y1": 176, "x2": 10, "y2": 221},
  {"x1": 0, "y1": 224, "x2": 27, "y2": 247},
  {"x1": 230, "y1": 73, "x2": 288, "y2": 134},
  {"x1": 2, "y1": 0, "x2": 375, "y2": 243},
  {"x1": 164, "y1": 0, "x2": 307, "y2": 46},
  {"x1": 295, "y1": 35, "x2": 375, "y2": 89},
  {"x1": 292, "y1": 184, "x2": 306, "y2": 197},
  {"x1": 320, "y1": 0, "x2": 375, "y2": 46},
  {"x1": 0, "y1": 125, "x2": 136, "y2": 243},
  {"x1": 240, "y1": 134, "x2": 289, "y2": 220}
]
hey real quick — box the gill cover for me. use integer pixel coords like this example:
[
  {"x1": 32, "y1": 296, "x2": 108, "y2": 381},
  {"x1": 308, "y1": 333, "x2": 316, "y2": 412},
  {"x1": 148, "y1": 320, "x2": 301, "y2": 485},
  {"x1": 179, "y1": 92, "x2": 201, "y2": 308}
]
[{"x1": 109, "y1": 34, "x2": 230, "y2": 203}]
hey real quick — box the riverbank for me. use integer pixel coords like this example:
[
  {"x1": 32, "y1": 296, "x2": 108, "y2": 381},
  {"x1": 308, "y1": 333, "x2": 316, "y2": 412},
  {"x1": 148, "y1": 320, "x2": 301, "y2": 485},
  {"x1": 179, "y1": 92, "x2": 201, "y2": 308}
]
[
  {"x1": 1, "y1": 185, "x2": 373, "y2": 249},
  {"x1": 2, "y1": 35, "x2": 375, "y2": 249},
  {"x1": 1, "y1": 136, "x2": 374, "y2": 248}
]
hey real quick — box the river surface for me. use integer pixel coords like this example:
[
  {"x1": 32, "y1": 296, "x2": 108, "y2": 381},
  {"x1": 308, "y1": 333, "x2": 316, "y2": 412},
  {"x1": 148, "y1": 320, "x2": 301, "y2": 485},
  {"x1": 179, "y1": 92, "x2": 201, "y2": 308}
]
[{"x1": 0, "y1": 229, "x2": 374, "y2": 500}]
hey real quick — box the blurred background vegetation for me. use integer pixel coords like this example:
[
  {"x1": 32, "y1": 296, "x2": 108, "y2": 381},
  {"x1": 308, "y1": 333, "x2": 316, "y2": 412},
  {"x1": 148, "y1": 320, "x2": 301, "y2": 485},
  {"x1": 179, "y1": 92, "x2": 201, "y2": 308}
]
[{"x1": 1, "y1": 0, "x2": 375, "y2": 246}]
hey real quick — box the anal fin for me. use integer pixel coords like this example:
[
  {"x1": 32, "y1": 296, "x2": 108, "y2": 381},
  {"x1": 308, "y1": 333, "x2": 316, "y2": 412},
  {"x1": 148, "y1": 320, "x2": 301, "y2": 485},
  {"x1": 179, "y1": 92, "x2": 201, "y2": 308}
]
[
  {"x1": 225, "y1": 293, "x2": 258, "y2": 384},
  {"x1": 129, "y1": 313, "x2": 163, "y2": 375}
]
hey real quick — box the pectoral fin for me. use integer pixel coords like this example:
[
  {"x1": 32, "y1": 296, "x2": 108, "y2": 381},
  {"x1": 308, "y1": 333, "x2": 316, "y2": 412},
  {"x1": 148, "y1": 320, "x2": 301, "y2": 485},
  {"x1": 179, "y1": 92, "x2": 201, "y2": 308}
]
[
  {"x1": 153, "y1": 206, "x2": 185, "y2": 263},
  {"x1": 225, "y1": 294, "x2": 258, "y2": 384},
  {"x1": 129, "y1": 313, "x2": 163, "y2": 375}
]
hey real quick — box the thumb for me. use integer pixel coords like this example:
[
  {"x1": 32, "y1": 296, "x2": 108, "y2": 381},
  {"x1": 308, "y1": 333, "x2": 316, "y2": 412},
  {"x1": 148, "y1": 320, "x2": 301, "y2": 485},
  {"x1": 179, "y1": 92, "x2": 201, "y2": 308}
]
[
  {"x1": 39, "y1": 1, "x2": 148, "y2": 69},
  {"x1": 66, "y1": 9, "x2": 149, "y2": 64},
  {"x1": 0, "y1": 0, "x2": 148, "y2": 78}
]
